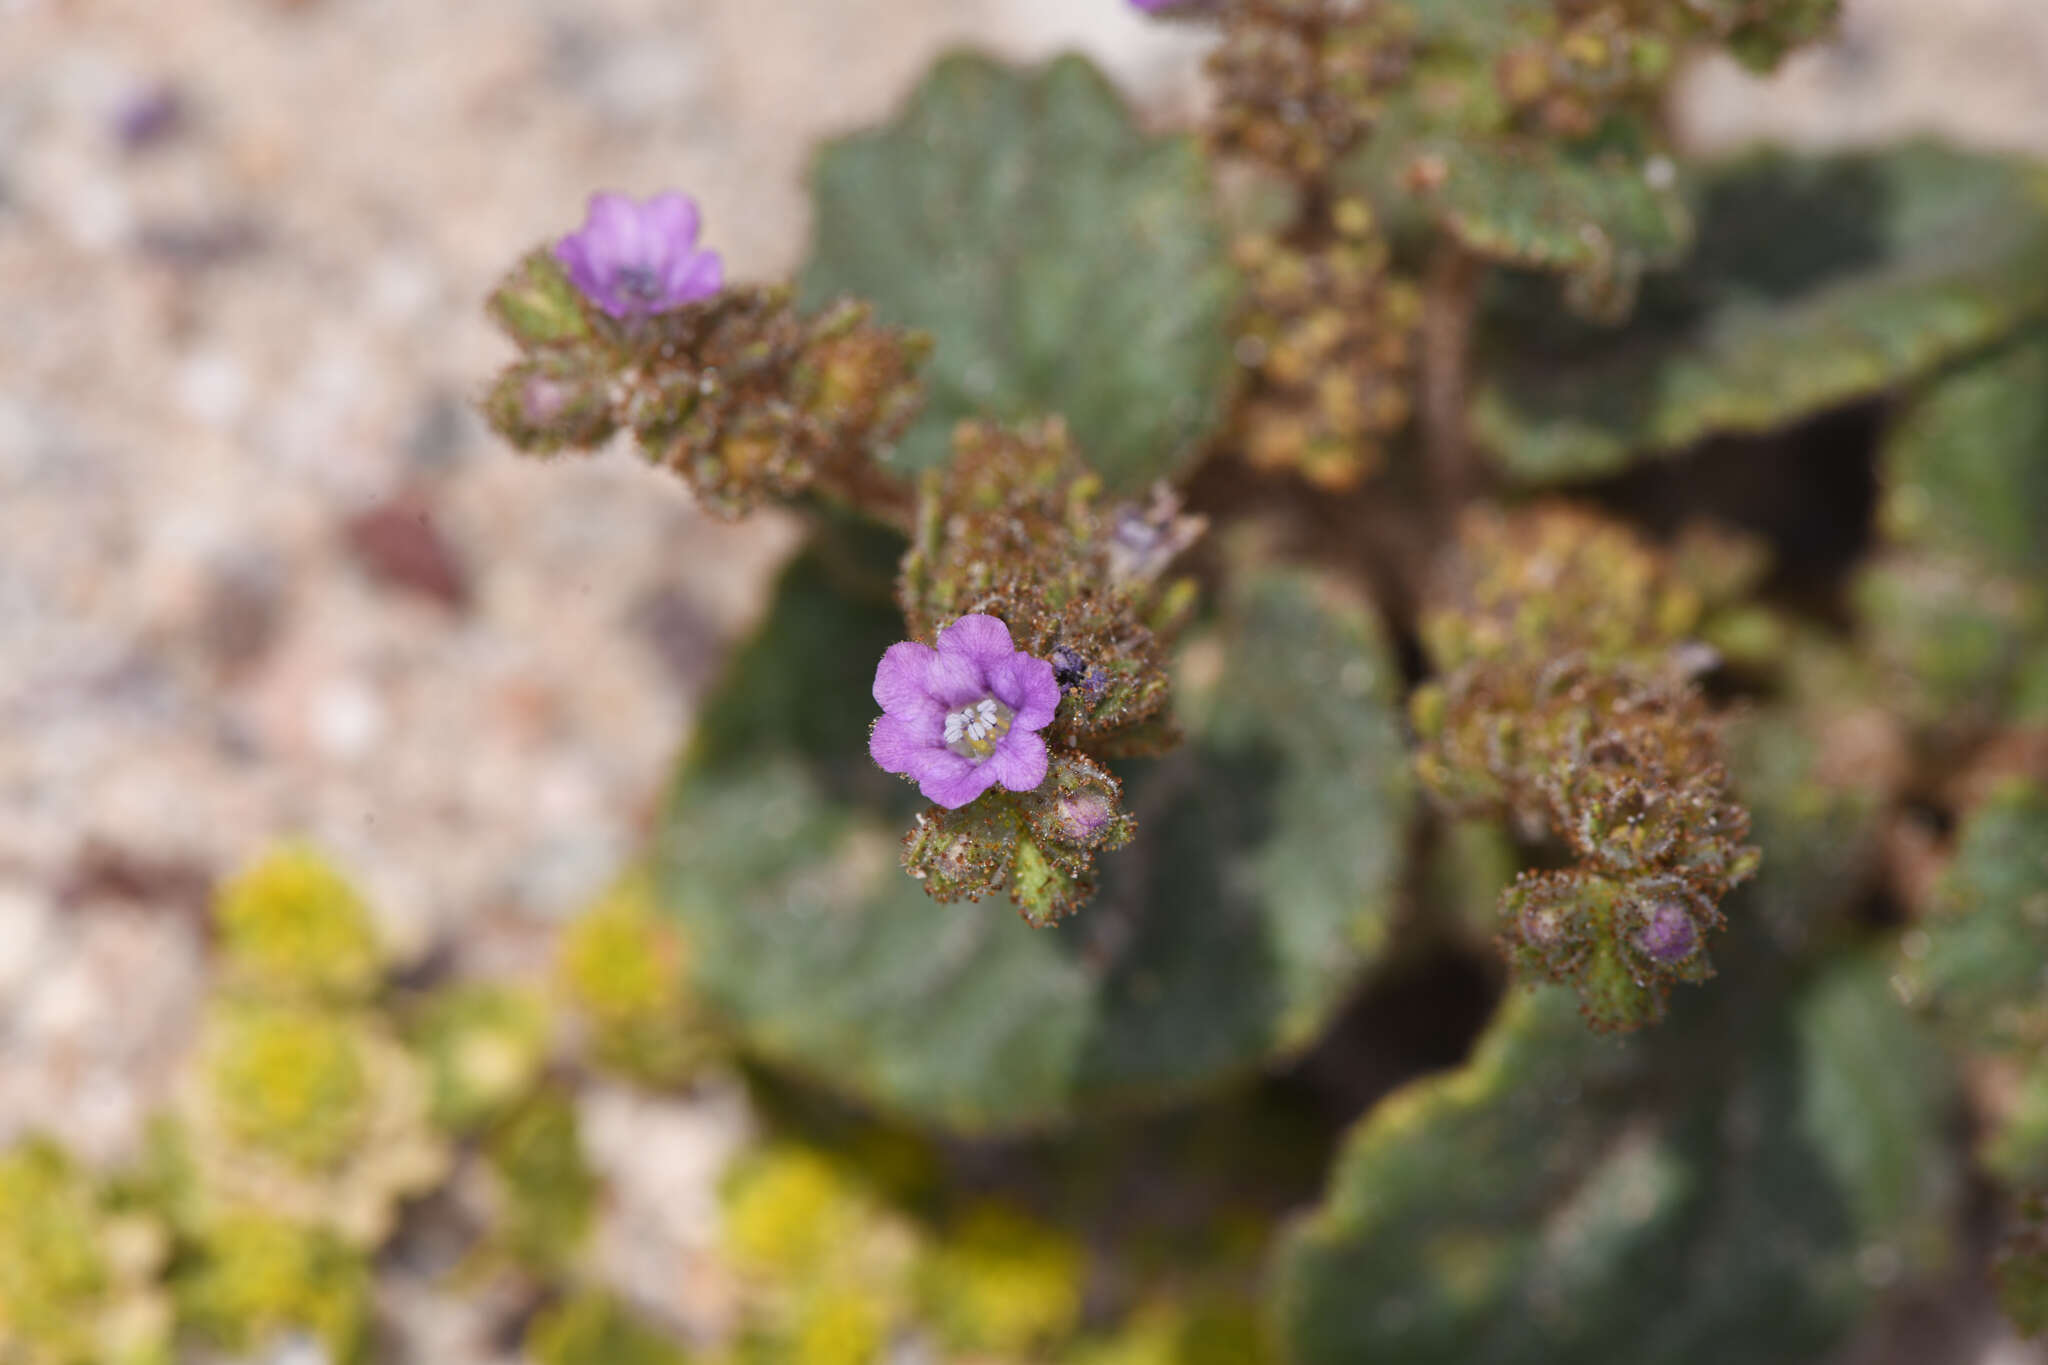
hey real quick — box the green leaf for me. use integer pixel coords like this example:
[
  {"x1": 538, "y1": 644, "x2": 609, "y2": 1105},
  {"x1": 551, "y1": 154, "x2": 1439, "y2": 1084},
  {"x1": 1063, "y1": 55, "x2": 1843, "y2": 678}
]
[
  {"x1": 655, "y1": 545, "x2": 1412, "y2": 1131},
  {"x1": 1429, "y1": 135, "x2": 1692, "y2": 316},
  {"x1": 1273, "y1": 950, "x2": 1951, "y2": 1365},
  {"x1": 1474, "y1": 143, "x2": 2048, "y2": 481},
  {"x1": 1721, "y1": 693, "x2": 1889, "y2": 953},
  {"x1": 1853, "y1": 552, "x2": 2045, "y2": 740},
  {"x1": 1794, "y1": 960, "x2": 1954, "y2": 1258},
  {"x1": 800, "y1": 52, "x2": 1237, "y2": 491},
  {"x1": 1882, "y1": 326, "x2": 2048, "y2": 579},
  {"x1": 1906, "y1": 778, "x2": 2048, "y2": 1055}
]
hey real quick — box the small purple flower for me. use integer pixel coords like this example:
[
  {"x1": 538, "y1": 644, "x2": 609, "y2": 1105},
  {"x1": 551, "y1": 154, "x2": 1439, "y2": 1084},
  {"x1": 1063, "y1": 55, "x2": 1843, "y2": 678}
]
[
  {"x1": 1128, "y1": 0, "x2": 1218, "y2": 15},
  {"x1": 553, "y1": 192, "x2": 724, "y2": 320},
  {"x1": 870, "y1": 615, "x2": 1060, "y2": 810},
  {"x1": 1633, "y1": 901, "x2": 1698, "y2": 964}
]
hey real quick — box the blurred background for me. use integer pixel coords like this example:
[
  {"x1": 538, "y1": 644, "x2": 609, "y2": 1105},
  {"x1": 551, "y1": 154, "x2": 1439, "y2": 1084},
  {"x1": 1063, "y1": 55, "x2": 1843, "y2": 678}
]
[{"x1": 1, "y1": 0, "x2": 2046, "y2": 1359}]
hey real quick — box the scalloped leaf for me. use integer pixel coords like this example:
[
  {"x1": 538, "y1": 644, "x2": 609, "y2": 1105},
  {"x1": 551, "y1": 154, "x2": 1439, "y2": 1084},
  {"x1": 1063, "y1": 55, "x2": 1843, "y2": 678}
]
[
  {"x1": 1721, "y1": 691, "x2": 1890, "y2": 954},
  {"x1": 1429, "y1": 136, "x2": 1692, "y2": 313},
  {"x1": 1273, "y1": 951, "x2": 1950, "y2": 1365},
  {"x1": 799, "y1": 52, "x2": 1236, "y2": 491},
  {"x1": 1854, "y1": 551, "x2": 2045, "y2": 742},
  {"x1": 1882, "y1": 325, "x2": 2048, "y2": 579},
  {"x1": 655, "y1": 541, "x2": 1411, "y2": 1131},
  {"x1": 1906, "y1": 778, "x2": 2048, "y2": 1055},
  {"x1": 1474, "y1": 143, "x2": 2048, "y2": 481}
]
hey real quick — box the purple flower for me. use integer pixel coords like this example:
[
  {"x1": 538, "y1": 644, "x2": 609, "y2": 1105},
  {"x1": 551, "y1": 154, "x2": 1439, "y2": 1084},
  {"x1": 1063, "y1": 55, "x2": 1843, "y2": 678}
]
[
  {"x1": 553, "y1": 192, "x2": 724, "y2": 320},
  {"x1": 1128, "y1": 0, "x2": 1217, "y2": 15},
  {"x1": 1632, "y1": 901, "x2": 1698, "y2": 964},
  {"x1": 870, "y1": 615, "x2": 1060, "y2": 810}
]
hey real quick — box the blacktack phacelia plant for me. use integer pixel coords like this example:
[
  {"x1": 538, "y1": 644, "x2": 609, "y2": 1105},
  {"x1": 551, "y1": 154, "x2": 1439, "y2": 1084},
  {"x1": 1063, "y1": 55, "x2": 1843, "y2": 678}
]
[
  {"x1": 0, "y1": 3, "x2": 1971, "y2": 1362},
  {"x1": 466, "y1": 2, "x2": 2048, "y2": 1349}
]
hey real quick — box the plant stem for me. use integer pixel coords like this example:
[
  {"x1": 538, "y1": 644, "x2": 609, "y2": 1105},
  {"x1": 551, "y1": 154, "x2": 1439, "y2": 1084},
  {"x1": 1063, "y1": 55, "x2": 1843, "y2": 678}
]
[{"x1": 1421, "y1": 241, "x2": 1484, "y2": 516}]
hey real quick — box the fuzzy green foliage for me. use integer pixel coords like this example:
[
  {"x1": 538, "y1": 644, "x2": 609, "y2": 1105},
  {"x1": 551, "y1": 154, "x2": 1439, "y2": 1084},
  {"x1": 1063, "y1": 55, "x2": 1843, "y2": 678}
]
[
  {"x1": 1903, "y1": 778, "x2": 2048, "y2": 1056},
  {"x1": 0, "y1": 1140, "x2": 171, "y2": 1365},
  {"x1": 660, "y1": 536, "x2": 1411, "y2": 1130},
  {"x1": 407, "y1": 981, "x2": 552, "y2": 1135},
  {"x1": 1858, "y1": 326, "x2": 2048, "y2": 744},
  {"x1": 213, "y1": 844, "x2": 384, "y2": 1005},
  {"x1": 1424, "y1": 131, "x2": 1691, "y2": 320},
  {"x1": 558, "y1": 871, "x2": 716, "y2": 1088},
  {"x1": 800, "y1": 53, "x2": 1237, "y2": 490},
  {"x1": 486, "y1": 262, "x2": 930, "y2": 520},
  {"x1": 1719, "y1": 694, "x2": 1892, "y2": 953},
  {"x1": 483, "y1": 1089, "x2": 601, "y2": 1275},
  {"x1": 1854, "y1": 553, "x2": 2044, "y2": 745},
  {"x1": 183, "y1": 1000, "x2": 448, "y2": 1246},
  {"x1": 1474, "y1": 144, "x2": 2048, "y2": 480},
  {"x1": 174, "y1": 1211, "x2": 372, "y2": 1364},
  {"x1": 1412, "y1": 505, "x2": 1756, "y2": 1028},
  {"x1": 1274, "y1": 950, "x2": 1952, "y2": 1365},
  {"x1": 529, "y1": 1293, "x2": 693, "y2": 1365},
  {"x1": 1882, "y1": 326, "x2": 2048, "y2": 579}
]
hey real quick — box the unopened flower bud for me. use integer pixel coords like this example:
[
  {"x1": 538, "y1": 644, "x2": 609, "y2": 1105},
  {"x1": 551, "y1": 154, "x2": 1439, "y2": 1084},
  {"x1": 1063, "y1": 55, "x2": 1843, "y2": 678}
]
[
  {"x1": 1052, "y1": 791, "x2": 1116, "y2": 845},
  {"x1": 1632, "y1": 901, "x2": 1698, "y2": 964}
]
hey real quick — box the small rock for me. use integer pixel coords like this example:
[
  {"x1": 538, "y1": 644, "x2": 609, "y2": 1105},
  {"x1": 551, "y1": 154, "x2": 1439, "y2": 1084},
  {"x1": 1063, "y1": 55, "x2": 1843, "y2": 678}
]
[{"x1": 344, "y1": 492, "x2": 471, "y2": 611}]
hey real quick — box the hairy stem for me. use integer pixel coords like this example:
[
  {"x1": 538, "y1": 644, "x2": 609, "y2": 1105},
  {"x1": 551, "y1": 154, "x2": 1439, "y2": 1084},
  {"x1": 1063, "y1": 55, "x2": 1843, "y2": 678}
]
[{"x1": 1421, "y1": 241, "x2": 1484, "y2": 515}]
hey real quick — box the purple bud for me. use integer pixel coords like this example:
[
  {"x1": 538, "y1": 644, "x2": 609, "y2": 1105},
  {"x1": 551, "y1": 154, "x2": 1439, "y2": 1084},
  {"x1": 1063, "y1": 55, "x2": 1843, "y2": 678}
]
[
  {"x1": 553, "y1": 192, "x2": 724, "y2": 320},
  {"x1": 1633, "y1": 901, "x2": 1697, "y2": 964},
  {"x1": 1053, "y1": 791, "x2": 1115, "y2": 844},
  {"x1": 520, "y1": 374, "x2": 570, "y2": 426}
]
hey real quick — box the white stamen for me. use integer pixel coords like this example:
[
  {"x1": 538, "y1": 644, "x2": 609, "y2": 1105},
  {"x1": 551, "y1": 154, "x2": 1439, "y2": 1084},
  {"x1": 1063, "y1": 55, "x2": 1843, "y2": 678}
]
[{"x1": 942, "y1": 697, "x2": 1013, "y2": 762}]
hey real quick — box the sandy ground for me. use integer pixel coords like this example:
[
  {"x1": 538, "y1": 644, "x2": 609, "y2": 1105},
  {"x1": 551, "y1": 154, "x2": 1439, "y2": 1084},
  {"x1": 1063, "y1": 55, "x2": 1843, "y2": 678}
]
[{"x1": 0, "y1": 0, "x2": 2045, "y2": 1358}]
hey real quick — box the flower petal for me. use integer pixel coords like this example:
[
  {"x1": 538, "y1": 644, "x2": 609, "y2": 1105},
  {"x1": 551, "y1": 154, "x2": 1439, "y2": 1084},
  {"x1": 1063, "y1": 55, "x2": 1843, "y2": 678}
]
[
  {"x1": 873, "y1": 641, "x2": 940, "y2": 715},
  {"x1": 920, "y1": 752, "x2": 1000, "y2": 810},
  {"x1": 923, "y1": 650, "x2": 987, "y2": 709},
  {"x1": 582, "y1": 192, "x2": 644, "y2": 263},
  {"x1": 641, "y1": 192, "x2": 701, "y2": 252},
  {"x1": 935, "y1": 614, "x2": 1017, "y2": 677},
  {"x1": 988, "y1": 653, "x2": 1060, "y2": 732},
  {"x1": 986, "y1": 731, "x2": 1048, "y2": 794},
  {"x1": 869, "y1": 714, "x2": 942, "y2": 778},
  {"x1": 664, "y1": 249, "x2": 724, "y2": 307}
]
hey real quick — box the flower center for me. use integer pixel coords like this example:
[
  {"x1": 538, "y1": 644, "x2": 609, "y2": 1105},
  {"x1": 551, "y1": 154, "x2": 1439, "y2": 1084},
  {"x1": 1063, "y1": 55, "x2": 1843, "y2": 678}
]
[
  {"x1": 614, "y1": 264, "x2": 664, "y2": 302},
  {"x1": 943, "y1": 697, "x2": 1014, "y2": 763}
]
